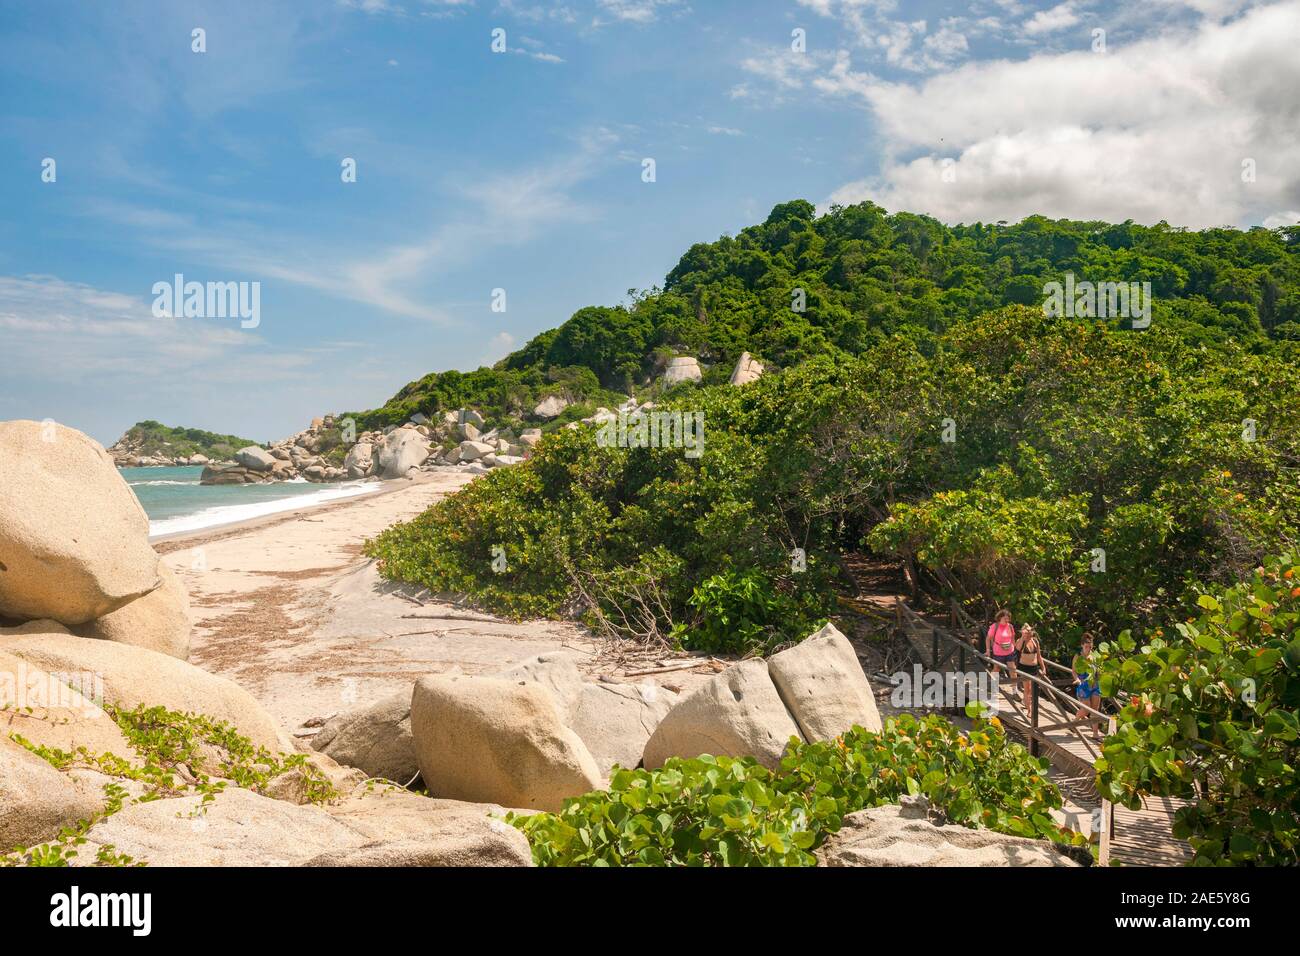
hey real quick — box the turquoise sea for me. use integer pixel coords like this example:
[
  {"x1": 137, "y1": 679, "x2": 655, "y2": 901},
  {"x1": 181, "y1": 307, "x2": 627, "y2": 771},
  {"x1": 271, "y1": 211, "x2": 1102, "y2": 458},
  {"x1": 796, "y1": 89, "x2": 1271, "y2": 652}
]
[{"x1": 120, "y1": 466, "x2": 382, "y2": 538}]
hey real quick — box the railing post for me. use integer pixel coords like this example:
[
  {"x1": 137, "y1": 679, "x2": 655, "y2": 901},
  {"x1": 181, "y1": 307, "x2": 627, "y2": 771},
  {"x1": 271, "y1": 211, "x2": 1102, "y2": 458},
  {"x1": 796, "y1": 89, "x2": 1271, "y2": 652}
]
[
  {"x1": 1029, "y1": 681, "x2": 1040, "y2": 757},
  {"x1": 1097, "y1": 716, "x2": 1115, "y2": 866}
]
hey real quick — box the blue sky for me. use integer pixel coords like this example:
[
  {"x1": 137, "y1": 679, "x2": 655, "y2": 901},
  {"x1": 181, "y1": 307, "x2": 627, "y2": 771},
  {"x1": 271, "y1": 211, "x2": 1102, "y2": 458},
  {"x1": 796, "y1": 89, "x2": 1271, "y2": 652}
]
[{"x1": 2, "y1": 0, "x2": 1296, "y2": 444}]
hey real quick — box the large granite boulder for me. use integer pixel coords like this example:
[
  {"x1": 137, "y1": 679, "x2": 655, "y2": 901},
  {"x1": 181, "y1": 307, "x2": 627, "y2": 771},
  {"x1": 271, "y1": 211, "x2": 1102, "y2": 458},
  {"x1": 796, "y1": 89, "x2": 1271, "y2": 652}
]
[
  {"x1": 457, "y1": 440, "x2": 494, "y2": 462},
  {"x1": 660, "y1": 356, "x2": 702, "y2": 386},
  {"x1": 815, "y1": 802, "x2": 1082, "y2": 867},
  {"x1": 767, "y1": 622, "x2": 881, "y2": 739},
  {"x1": 0, "y1": 631, "x2": 288, "y2": 753},
  {"x1": 375, "y1": 428, "x2": 430, "y2": 479},
  {"x1": 642, "y1": 658, "x2": 803, "y2": 770},
  {"x1": 61, "y1": 788, "x2": 363, "y2": 866},
  {"x1": 498, "y1": 652, "x2": 676, "y2": 773},
  {"x1": 0, "y1": 420, "x2": 160, "y2": 625},
  {"x1": 410, "y1": 674, "x2": 601, "y2": 811},
  {"x1": 235, "y1": 446, "x2": 276, "y2": 471},
  {"x1": 55, "y1": 784, "x2": 525, "y2": 867},
  {"x1": 306, "y1": 787, "x2": 532, "y2": 866},
  {"x1": 0, "y1": 736, "x2": 102, "y2": 853},
  {"x1": 729, "y1": 352, "x2": 764, "y2": 386},
  {"x1": 532, "y1": 395, "x2": 570, "y2": 420},
  {"x1": 72, "y1": 563, "x2": 191, "y2": 661},
  {"x1": 343, "y1": 441, "x2": 374, "y2": 479},
  {"x1": 458, "y1": 409, "x2": 485, "y2": 429},
  {"x1": 0, "y1": 646, "x2": 138, "y2": 760},
  {"x1": 311, "y1": 691, "x2": 416, "y2": 784}
]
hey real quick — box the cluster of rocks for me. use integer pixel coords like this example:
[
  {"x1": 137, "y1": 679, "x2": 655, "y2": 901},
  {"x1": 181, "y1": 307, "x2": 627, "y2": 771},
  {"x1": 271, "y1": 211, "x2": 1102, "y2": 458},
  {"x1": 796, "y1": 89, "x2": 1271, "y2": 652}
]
[
  {"x1": 197, "y1": 410, "x2": 541, "y2": 486},
  {"x1": 655, "y1": 352, "x2": 763, "y2": 388},
  {"x1": 106, "y1": 431, "x2": 217, "y2": 468},
  {"x1": 153, "y1": 352, "x2": 766, "y2": 486},
  {"x1": 312, "y1": 623, "x2": 883, "y2": 813},
  {"x1": 0, "y1": 420, "x2": 529, "y2": 866},
  {"x1": 199, "y1": 415, "x2": 352, "y2": 485},
  {"x1": 0, "y1": 418, "x2": 1072, "y2": 867}
]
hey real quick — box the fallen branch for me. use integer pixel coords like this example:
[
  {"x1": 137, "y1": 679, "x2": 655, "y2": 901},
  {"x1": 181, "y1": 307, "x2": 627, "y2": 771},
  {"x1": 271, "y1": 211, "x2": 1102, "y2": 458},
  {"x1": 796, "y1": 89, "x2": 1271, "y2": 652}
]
[
  {"x1": 623, "y1": 658, "x2": 720, "y2": 677},
  {"x1": 400, "y1": 610, "x2": 501, "y2": 623}
]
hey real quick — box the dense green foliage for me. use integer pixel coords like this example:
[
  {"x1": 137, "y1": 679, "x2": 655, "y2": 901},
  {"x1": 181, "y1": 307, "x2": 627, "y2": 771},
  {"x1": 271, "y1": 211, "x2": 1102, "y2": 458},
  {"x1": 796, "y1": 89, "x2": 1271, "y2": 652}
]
[
  {"x1": 353, "y1": 201, "x2": 1300, "y2": 433},
  {"x1": 115, "y1": 420, "x2": 257, "y2": 460},
  {"x1": 510, "y1": 713, "x2": 1083, "y2": 866},
  {"x1": 364, "y1": 204, "x2": 1300, "y2": 652},
  {"x1": 1096, "y1": 553, "x2": 1300, "y2": 865},
  {"x1": 368, "y1": 303, "x2": 1300, "y2": 652}
]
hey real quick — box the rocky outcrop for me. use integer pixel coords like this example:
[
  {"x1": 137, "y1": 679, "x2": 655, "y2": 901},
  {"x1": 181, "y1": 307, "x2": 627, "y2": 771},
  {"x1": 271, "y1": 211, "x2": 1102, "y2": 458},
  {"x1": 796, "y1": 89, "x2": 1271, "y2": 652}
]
[
  {"x1": 185, "y1": 407, "x2": 536, "y2": 485},
  {"x1": 311, "y1": 692, "x2": 417, "y2": 784},
  {"x1": 815, "y1": 799, "x2": 1082, "y2": 867},
  {"x1": 410, "y1": 673, "x2": 602, "y2": 811},
  {"x1": 642, "y1": 623, "x2": 880, "y2": 769},
  {"x1": 72, "y1": 563, "x2": 191, "y2": 661},
  {"x1": 0, "y1": 631, "x2": 288, "y2": 753},
  {"x1": 457, "y1": 439, "x2": 494, "y2": 462},
  {"x1": 532, "y1": 395, "x2": 570, "y2": 420},
  {"x1": 729, "y1": 351, "x2": 764, "y2": 386},
  {"x1": 0, "y1": 420, "x2": 161, "y2": 626},
  {"x1": 344, "y1": 441, "x2": 374, "y2": 479},
  {"x1": 235, "y1": 445, "x2": 276, "y2": 471},
  {"x1": 642, "y1": 658, "x2": 802, "y2": 770},
  {"x1": 1, "y1": 736, "x2": 103, "y2": 853},
  {"x1": 660, "y1": 356, "x2": 702, "y2": 386},
  {"x1": 375, "y1": 426, "x2": 431, "y2": 479}
]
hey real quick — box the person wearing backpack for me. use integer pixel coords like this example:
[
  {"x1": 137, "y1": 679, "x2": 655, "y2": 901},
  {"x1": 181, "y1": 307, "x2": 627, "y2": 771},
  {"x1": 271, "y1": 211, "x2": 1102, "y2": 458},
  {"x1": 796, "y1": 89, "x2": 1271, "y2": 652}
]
[{"x1": 986, "y1": 608, "x2": 1018, "y2": 693}]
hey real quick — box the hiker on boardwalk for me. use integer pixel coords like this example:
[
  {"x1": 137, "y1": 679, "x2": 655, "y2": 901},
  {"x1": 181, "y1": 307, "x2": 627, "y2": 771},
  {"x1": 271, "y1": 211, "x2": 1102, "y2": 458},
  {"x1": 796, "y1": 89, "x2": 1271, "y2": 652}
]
[
  {"x1": 986, "y1": 608, "x2": 1018, "y2": 692},
  {"x1": 1015, "y1": 624, "x2": 1042, "y2": 707},
  {"x1": 1071, "y1": 633, "x2": 1104, "y2": 741}
]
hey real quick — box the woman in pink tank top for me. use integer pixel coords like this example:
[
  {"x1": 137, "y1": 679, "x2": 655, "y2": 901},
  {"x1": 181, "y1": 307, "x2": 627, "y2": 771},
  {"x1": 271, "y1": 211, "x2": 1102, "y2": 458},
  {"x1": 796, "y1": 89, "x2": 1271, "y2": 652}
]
[{"x1": 986, "y1": 608, "x2": 1018, "y2": 690}]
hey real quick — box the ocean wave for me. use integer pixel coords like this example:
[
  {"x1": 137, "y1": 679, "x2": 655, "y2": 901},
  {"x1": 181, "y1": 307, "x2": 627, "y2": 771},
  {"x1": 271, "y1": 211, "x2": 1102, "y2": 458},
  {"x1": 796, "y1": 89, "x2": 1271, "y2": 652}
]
[
  {"x1": 127, "y1": 479, "x2": 198, "y2": 486},
  {"x1": 148, "y1": 481, "x2": 383, "y2": 538}
]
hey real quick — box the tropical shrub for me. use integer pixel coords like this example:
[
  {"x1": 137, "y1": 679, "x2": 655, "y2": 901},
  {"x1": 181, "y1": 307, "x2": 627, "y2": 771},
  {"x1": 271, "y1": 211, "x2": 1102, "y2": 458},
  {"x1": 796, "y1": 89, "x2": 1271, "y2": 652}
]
[
  {"x1": 1095, "y1": 553, "x2": 1300, "y2": 865},
  {"x1": 510, "y1": 713, "x2": 1083, "y2": 866}
]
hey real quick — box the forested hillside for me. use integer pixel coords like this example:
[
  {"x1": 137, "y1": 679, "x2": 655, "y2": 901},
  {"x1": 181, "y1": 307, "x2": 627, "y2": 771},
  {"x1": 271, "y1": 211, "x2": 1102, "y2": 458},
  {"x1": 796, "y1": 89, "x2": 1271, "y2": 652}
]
[
  {"x1": 355, "y1": 200, "x2": 1300, "y2": 430},
  {"x1": 110, "y1": 420, "x2": 257, "y2": 462},
  {"x1": 364, "y1": 201, "x2": 1300, "y2": 656}
]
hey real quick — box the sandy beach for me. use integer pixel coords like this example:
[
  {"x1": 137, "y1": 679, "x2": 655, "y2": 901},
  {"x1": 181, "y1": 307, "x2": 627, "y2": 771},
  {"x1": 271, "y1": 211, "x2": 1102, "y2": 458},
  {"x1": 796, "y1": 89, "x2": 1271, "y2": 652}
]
[{"x1": 154, "y1": 468, "x2": 714, "y2": 739}]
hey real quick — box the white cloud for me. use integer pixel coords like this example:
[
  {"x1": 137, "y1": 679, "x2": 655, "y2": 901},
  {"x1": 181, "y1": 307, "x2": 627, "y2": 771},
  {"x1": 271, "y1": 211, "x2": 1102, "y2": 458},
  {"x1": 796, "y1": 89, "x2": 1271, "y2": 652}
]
[
  {"x1": 1023, "y1": 2, "x2": 1080, "y2": 36},
  {"x1": 595, "y1": 0, "x2": 680, "y2": 24},
  {"x1": 482, "y1": 331, "x2": 517, "y2": 364},
  {"x1": 792, "y1": 1, "x2": 972, "y2": 72},
  {"x1": 779, "y1": 1, "x2": 1300, "y2": 228}
]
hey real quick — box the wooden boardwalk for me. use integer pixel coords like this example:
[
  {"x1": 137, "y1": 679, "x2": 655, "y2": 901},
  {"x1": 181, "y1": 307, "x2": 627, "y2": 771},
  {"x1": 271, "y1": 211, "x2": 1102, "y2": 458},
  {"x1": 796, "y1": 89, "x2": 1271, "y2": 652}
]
[{"x1": 890, "y1": 597, "x2": 1192, "y2": 867}]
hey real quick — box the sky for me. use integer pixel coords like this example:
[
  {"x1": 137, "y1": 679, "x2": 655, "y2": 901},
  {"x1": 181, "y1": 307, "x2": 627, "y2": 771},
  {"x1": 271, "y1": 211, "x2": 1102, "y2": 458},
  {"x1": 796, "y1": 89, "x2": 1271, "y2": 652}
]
[{"x1": 1, "y1": 0, "x2": 1297, "y2": 445}]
